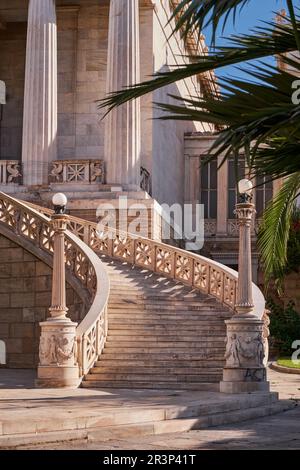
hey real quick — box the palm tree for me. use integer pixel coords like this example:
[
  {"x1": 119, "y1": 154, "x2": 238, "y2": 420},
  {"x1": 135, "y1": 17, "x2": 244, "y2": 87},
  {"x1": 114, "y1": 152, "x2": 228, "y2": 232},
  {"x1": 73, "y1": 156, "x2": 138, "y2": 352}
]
[{"x1": 99, "y1": 0, "x2": 300, "y2": 286}]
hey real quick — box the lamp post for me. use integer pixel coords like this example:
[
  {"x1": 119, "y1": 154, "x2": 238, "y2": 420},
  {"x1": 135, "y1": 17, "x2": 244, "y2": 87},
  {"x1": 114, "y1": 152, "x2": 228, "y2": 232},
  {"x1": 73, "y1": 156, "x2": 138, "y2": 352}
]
[
  {"x1": 220, "y1": 179, "x2": 269, "y2": 393},
  {"x1": 36, "y1": 194, "x2": 80, "y2": 388},
  {"x1": 235, "y1": 179, "x2": 255, "y2": 316}
]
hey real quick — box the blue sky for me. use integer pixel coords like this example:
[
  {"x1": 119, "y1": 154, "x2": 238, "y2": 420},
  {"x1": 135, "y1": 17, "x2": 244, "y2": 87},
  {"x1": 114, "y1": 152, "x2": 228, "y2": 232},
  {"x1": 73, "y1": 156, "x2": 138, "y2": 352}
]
[{"x1": 203, "y1": 0, "x2": 286, "y2": 82}]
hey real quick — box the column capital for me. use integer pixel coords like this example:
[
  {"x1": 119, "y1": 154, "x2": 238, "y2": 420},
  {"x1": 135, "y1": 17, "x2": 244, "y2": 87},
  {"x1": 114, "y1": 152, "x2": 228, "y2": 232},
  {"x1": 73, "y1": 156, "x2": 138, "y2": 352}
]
[{"x1": 235, "y1": 202, "x2": 256, "y2": 225}]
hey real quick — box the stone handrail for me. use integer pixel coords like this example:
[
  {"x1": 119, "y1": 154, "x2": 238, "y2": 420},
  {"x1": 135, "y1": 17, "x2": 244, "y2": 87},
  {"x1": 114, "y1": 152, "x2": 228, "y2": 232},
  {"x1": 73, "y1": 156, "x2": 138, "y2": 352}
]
[
  {"x1": 26, "y1": 200, "x2": 266, "y2": 324},
  {"x1": 0, "y1": 192, "x2": 110, "y2": 377}
]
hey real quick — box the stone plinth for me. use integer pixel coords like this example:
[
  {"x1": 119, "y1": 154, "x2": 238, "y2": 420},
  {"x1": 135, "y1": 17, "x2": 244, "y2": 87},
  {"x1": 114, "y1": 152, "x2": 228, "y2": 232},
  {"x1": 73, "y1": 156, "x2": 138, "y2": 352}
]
[
  {"x1": 220, "y1": 315, "x2": 269, "y2": 394},
  {"x1": 36, "y1": 319, "x2": 80, "y2": 388}
]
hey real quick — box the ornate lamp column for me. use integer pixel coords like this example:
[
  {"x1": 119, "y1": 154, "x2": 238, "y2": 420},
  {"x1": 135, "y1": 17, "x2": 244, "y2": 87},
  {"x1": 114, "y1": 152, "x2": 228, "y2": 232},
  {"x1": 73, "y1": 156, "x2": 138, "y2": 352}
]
[
  {"x1": 104, "y1": 0, "x2": 141, "y2": 190},
  {"x1": 22, "y1": 0, "x2": 57, "y2": 187},
  {"x1": 36, "y1": 193, "x2": 80, "y2": 388},
  {"x1": 220, "y1": 179, "x2": 269, "y2": 393}
]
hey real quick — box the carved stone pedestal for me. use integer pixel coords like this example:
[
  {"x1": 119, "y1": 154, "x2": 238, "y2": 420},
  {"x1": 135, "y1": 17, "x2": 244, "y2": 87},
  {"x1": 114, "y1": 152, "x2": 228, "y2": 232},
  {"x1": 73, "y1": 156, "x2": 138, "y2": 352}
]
[
  {"x1": 36, "y1": 319, "x2": 80, "y2": 388},
  {"x1": 220, "y1": 315, "x2": 270, "y2": 394}
]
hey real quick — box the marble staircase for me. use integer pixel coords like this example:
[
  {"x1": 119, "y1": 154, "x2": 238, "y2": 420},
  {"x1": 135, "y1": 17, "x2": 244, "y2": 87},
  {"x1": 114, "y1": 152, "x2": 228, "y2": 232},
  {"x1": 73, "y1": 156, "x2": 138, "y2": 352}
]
[{"x1": 82, "y1": 257, "x2": 232, "y2": 391}]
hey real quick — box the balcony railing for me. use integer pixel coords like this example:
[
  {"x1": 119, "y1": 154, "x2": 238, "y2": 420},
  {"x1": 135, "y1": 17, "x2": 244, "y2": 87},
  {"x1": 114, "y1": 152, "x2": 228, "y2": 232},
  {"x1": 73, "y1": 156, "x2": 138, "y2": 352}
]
[
  {"x1": 0, "y1": 160, "x2": 22, "y2": 184},
  {"x1": 50, "y1": 160, "x2": 105, "y2": 184}
]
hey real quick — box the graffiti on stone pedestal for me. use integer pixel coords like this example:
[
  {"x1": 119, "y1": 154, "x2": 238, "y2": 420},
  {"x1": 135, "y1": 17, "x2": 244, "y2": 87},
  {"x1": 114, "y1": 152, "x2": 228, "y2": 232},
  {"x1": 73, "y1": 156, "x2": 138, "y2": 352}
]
[{"x1": 244, "y1": 367, "x2": 266, "y2": 382}]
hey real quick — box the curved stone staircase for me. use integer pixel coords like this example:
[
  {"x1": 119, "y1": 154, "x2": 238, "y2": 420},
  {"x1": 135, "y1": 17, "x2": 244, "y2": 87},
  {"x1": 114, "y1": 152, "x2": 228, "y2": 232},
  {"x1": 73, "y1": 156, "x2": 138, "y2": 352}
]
[
  {"x1": 1, "y1": 192, "x2": 268, "y2": 392},
  {"x1": 82, "y1": 257, "x2": 231, "y2": 390}
]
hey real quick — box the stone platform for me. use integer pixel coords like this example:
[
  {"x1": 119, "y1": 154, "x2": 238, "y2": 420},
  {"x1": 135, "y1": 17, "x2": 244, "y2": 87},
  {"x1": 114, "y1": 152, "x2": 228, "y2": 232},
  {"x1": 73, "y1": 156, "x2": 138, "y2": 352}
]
[{"x1": 0, "y1": 369, "x2": 295, "y2": 449}]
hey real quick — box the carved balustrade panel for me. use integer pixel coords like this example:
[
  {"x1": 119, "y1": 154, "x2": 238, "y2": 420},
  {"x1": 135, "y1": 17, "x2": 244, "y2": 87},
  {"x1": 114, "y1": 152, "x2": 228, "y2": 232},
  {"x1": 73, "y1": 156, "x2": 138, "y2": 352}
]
[
  {"x1": 204, "y1": 219, "x2": 217, "y2": 236},
  {"x1": 0, "y1": 198, "x2": 18, "y2": 229},
  {"x1": 227, "y1": 220, "x2": 239, "y2": 237},
  {"x1": 135, "y1": 239, "x2": 155, "y2": 270},
  {"x1": 224, "y1": 275, "x2": 237, "y2": 309},
  {"x1": 193, "y1": 260, "x2": 209, "y2": 293},
  {"x1": 209, "y1": 268, "x2": 224, "y2": 300},
  {"x1": 67, "y1": 220, "x2": 86, "y2": 241},
  {"x1": 175, "y1": 253, "x2": 193, "y2": 284},
  {"x1": 50, "y1": 160, "x2": 105, "y2": 184},
  {"x1": 89, "y1": 227, "x2": 110, "y2": 255},
  {"x1": 113, "y1": 234, "x2": 134, "y2": 262},
  {"x1": 155, "y1": 247, "x2": 175, "y2": 277}
]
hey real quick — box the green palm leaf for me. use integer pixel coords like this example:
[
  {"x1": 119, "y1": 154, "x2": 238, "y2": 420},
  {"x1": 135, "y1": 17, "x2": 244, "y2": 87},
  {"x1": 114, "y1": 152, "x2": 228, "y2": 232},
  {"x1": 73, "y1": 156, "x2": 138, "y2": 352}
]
[
  {"x1": 98, "y1": 16, "x2": 299, "y2": 114},
  {"x1": 258, "y1": 173, "x2": 300, "y2": 286},
  {"x1": 149, "y1": 58, "x2": 300, "y2": 178},
  {"x1": 171, "y1": 0, "x2": 254, "y2": 44}
]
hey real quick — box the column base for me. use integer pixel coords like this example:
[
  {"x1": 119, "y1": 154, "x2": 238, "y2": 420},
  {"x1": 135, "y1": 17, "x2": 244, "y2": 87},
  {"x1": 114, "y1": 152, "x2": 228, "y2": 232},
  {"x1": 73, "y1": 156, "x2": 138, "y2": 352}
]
[
  {"x1": 220, "y1": 367, "x2": 270, "y2": 394},
  {"x1": 36, "y1": 366, "x2": 81, "y2": 389}
]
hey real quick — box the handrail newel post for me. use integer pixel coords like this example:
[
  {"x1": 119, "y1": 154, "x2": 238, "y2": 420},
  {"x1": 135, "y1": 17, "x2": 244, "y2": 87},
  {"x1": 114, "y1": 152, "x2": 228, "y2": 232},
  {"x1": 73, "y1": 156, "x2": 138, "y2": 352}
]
[
  {"x1": 220, "y1": 200, "x2": 269, "y2": 393},
  {"x1": 36, "y1": 210, "x2": 80, "y2": 388}
]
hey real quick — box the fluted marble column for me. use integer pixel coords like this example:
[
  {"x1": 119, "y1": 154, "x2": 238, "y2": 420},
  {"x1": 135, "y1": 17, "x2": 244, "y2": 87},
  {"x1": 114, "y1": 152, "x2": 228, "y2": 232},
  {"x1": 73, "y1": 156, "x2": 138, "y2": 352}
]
[
  {"x1": 22, "y1": 0, "x2": 57, "y2": 186},
  {"x1": 104, "y1": 0, "x2": 141, "y2": 190}
]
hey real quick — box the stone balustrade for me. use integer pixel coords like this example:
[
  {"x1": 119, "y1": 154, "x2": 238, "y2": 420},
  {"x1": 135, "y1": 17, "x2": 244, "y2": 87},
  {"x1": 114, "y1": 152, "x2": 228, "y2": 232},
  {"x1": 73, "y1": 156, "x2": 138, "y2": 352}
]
[
  {"x1": 0, "y1": 161, "x2": 22, "y2": 185},
  {"x1": 24, "y1": 198, "x2": 271, "y2": 392},
  {"x1": 28, "y1": 200, "x2": 267, "y2": 326},
  {"x1": 0, "y1": 192, "x2": 110, "y2": 380},
  {"x1": 50, "y1": 160, "x2": 105, "y2": 184}
]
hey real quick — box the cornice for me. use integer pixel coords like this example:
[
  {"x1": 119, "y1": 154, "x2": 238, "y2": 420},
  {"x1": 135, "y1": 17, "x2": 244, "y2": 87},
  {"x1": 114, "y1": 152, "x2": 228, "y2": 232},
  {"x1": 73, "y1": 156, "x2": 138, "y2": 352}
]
[{"x1": 169, "y1": 0, "x2": 219, "y2": 98}]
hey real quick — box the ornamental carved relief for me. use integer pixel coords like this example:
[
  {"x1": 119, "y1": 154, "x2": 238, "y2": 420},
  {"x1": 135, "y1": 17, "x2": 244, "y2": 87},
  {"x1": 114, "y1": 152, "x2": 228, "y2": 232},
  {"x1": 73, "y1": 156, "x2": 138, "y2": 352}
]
[
  {"x1": 225, "y1": 331, "x2": 265, "y2": 368},
  {"x1": 39, "y1": 333, "x2": 77, "y2": 366},
  {"x1": 7, "y1": 162, "x2": 22, "y2": 183},
  {"x1": 49, "y1": 160, "x2": 105, "y2": 184}
]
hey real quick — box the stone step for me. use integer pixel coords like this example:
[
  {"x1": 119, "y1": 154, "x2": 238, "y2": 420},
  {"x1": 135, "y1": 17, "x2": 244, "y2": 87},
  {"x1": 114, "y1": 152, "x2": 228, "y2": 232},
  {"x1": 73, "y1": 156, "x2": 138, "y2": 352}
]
[
  {"x1": 84, "y1": 373, "x2": 221, "y2": 383},
  {"x1": 108, "y1": 301, "x2": 222, "y2": 308},
  {"x1": 107, "y1": 314, "x2": 228, "y2": 322},
  {"x1": 81, "y1": 380, "x2": 220, "y2": 390},
  {"x1": 102, "y1": 349, "x2": 225, "y2": 357},
  {"x1": 106, "y1": 338, "x2": 226, "y2": 345},
  {"x1": 108, "y1": 318, "x2": 226, "y2": 325},
  {"x1": 94, "y1": 359, "x2": 225, "y2": 367},
  {"x1": 1, "y1": 396, "x2": 291, "y2": 448},
  {"x1": 90, "y1": 366, "x2": 222, "y2": 375},
  {"x1": 108, "y1": 311, "x2": 229, "y2": 319},
  {"x1": 105, "y1": 339, "x2": 226, "y2": 347},
  {"x1": 107, "y1": 327, "x2": 225, "y2": 335},
  {"x1": 108, "y1": 293, "x2": 213, "y2": 301}
]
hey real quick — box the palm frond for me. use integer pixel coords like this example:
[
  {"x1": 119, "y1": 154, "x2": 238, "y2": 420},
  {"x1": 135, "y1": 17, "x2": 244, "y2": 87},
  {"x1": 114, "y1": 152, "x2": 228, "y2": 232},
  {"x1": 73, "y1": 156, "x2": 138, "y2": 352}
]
[
  {"x1": 150, "y1": 58, "x2": 300, "y2": 179},
  {"x1": 170, "y1": 0, "x2": 252, "y2": 44},
  {"x1": 98, "y1": 16, "x2": 299, "y2": 115},
  {"x1": 258, "y1": 173, "x2": 300, "y2": 286}
]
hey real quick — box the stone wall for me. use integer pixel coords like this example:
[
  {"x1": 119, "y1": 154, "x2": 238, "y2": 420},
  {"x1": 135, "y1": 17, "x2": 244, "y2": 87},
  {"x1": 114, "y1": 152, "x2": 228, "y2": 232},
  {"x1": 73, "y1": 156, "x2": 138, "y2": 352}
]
[
  {"x1": 0, "y1": 234, "x2": 84, "y2": 369},
  {"x1": 151, "y1": 0, "x2": 214, "y2": 207},
  {"x1": 0, "y1": 21, "x2": 26, "y2": 160},
  {"x1": 57, "y1": 1, "x2": 109, "y2": 161}
]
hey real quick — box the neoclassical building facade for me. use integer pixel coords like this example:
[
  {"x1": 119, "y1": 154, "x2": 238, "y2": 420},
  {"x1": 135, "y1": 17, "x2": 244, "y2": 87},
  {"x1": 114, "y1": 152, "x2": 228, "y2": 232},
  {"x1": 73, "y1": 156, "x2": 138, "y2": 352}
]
[{"x1": 0, "y1": 0, "x2": 275, "y2": 277}]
